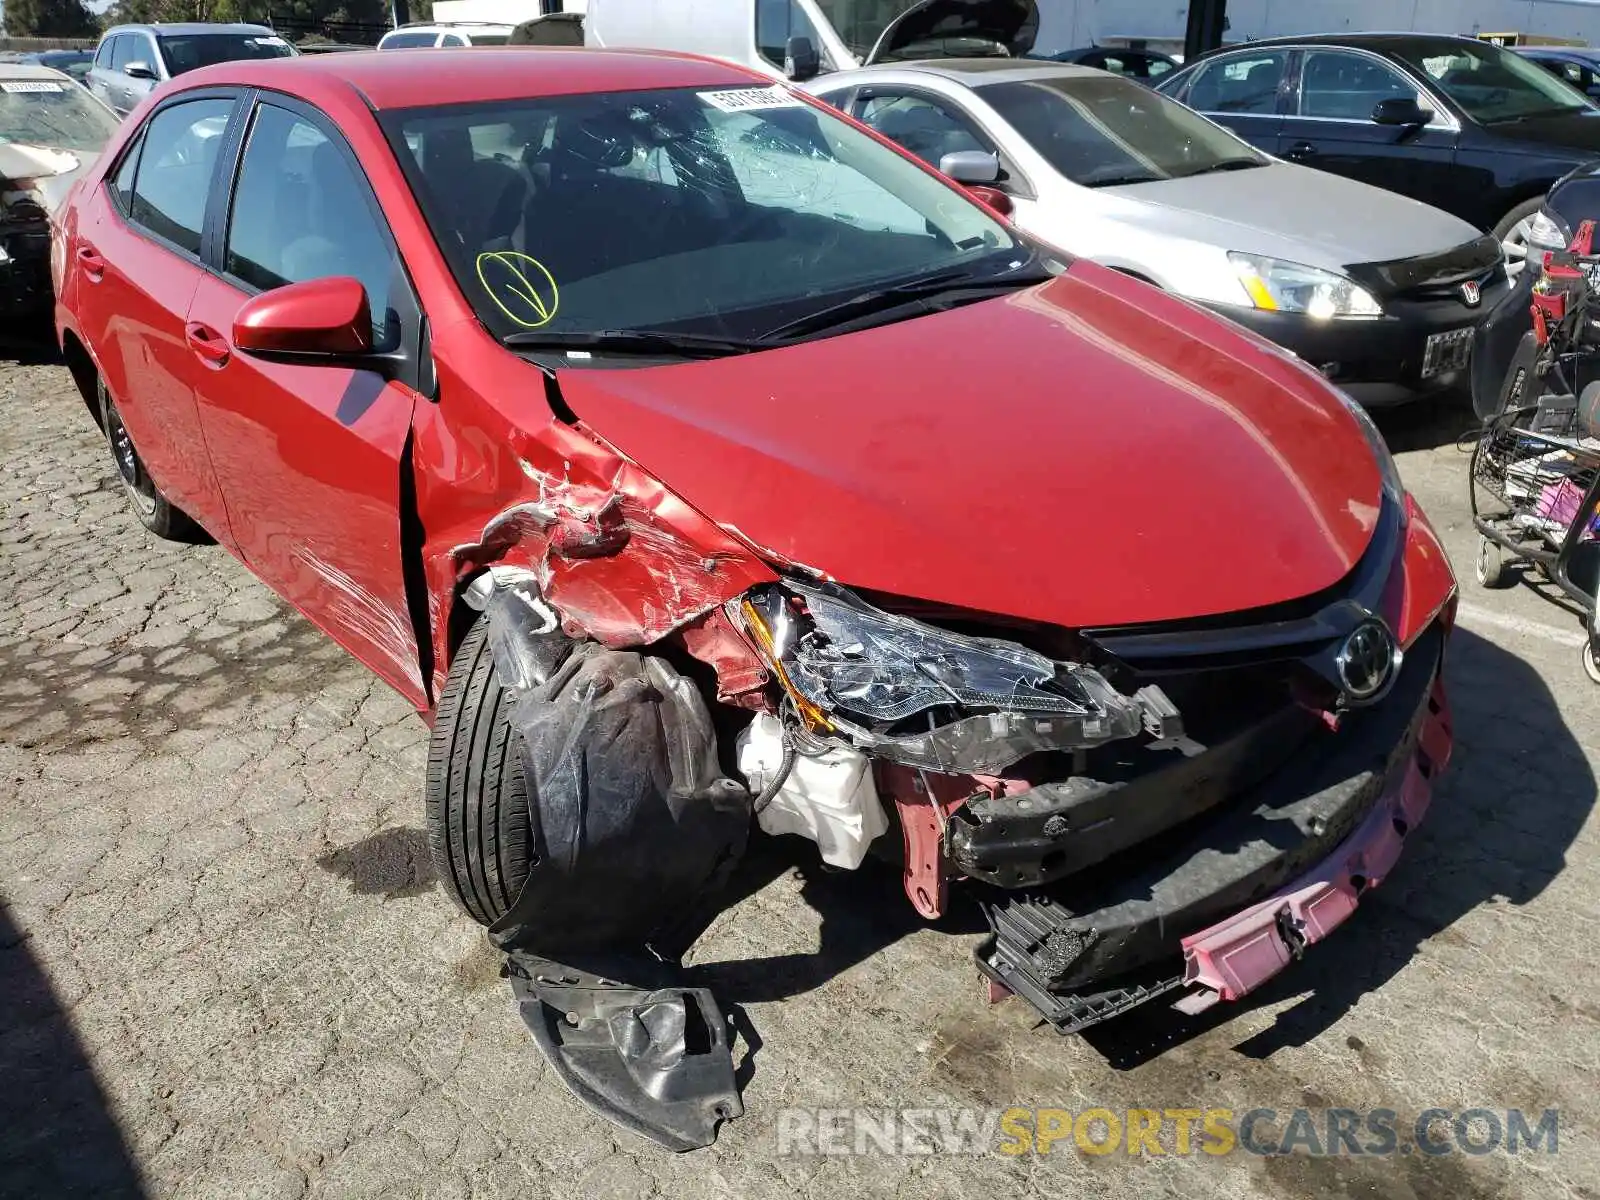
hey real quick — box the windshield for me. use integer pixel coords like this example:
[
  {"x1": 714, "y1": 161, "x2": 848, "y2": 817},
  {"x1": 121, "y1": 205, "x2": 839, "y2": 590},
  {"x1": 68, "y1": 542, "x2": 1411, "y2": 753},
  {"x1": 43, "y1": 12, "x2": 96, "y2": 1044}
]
[
  {"x1": 0, "y1": 79, "x2": 118, "y2": 152},
  {"x1": 813, "y1": 0, "x2": 926, "y2": 58},
  {"x1": 157, "y1": 32, "x2": 295, "y2": 77},
  {"x1": 1396, "y1": 39, "x2": 1590, "y2": 122},
  {"x1": 383, "y1": 84, "x2": 1027, "y2": 346},
  {"x1": 979, "y1": 74, "x2": 1265, "y2": 186}
]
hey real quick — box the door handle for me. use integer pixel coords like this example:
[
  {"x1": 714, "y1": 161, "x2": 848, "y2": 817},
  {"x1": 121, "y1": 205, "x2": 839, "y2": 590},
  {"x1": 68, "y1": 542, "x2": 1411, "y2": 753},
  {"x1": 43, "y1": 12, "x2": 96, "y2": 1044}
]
[
  {"x1": 1285, "y1": 141, "x2": 1318, "y2": 160},
  {"x1": 76, "y1": 244, "x2": 105, "y2": 282},
  {"x1": 184, "y1": 322, "x2": 230, "y2": 368}
]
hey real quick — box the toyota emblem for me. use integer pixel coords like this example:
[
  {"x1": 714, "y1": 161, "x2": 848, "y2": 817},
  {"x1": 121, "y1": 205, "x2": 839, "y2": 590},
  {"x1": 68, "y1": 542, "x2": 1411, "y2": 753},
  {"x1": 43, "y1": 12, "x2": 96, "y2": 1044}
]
[
  {"x1": 1336, "y1": 618, "x2": 1401, "y2": 704},
  {"x1": 1461, "y1": 280, "x2": 1482, "y2": 307}
]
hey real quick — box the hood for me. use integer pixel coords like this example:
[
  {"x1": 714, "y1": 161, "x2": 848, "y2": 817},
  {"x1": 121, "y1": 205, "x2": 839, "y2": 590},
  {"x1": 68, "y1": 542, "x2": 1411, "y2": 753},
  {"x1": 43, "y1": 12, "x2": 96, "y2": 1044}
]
[
  {"x1": 0, "y1": 143, "x2": 94, "y2": 222},
  {"x1": 865, "y1": 0, "x2": 1039, "y2": 65},
  {"x1": 1481, "y1": 107, "x2": 1600, "y2": 157},
  {"x1": 555, "y1": 262, "x2": 1382, "y2": 631},
  {"x1": 1101, "y1": 161, "x2": 1484, "y2": 271}
]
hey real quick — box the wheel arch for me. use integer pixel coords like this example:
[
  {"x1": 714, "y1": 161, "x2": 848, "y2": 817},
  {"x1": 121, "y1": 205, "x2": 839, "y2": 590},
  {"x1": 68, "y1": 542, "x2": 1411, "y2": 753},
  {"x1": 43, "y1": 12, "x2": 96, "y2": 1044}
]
[{"x1": 59, "y1": 329, "x2": 104, "y2": 432}]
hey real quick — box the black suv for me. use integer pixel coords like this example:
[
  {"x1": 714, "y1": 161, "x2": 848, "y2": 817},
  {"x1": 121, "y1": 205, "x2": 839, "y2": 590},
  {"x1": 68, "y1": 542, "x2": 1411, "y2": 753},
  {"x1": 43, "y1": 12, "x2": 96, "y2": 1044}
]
[{"x1": 1158, "y1": 33, "x2": 1600, "y2": 277}]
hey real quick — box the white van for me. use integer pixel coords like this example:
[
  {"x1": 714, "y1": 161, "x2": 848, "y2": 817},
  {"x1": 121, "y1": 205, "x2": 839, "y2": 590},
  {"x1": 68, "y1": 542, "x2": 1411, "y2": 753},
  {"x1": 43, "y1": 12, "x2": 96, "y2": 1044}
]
[{"x1": 583, "y1": 0, "x2": 1039, "y2": 81}]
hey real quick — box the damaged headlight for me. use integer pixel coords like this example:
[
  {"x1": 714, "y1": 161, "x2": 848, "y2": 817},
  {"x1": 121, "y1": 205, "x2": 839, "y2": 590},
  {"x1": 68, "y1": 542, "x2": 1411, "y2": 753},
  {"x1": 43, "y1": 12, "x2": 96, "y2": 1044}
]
[{"x1": 734, "y1": 581, "x2": 1178, "y2": 775}]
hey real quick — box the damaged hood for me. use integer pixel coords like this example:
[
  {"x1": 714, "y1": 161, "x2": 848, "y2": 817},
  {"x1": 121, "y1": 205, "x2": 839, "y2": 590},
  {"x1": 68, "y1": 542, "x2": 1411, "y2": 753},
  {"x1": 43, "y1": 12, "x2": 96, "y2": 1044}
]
[
  {"x1": 0, "y1": 143, "x2": 94, "y2": 220},
  {"x1": 865, "y1": 0, "x2": 1039, "y2": 64},
  {"x1": 556, "y1": 261, "x2": 1382, "y2": 631}
]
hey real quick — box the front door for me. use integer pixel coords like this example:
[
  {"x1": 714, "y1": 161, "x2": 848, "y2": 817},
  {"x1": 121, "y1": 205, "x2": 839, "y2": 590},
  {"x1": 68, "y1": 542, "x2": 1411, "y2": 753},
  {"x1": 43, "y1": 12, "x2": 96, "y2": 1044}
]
[
  {"x1": 1278, "y1": 47, "x2": 1462, "y2": 214},
  {"x1": 184, "y1": 96, "x2": 428, "y2": 704},
  {"x1": 1181, "y1": 47, "x2": 1293, "y2": 154}
]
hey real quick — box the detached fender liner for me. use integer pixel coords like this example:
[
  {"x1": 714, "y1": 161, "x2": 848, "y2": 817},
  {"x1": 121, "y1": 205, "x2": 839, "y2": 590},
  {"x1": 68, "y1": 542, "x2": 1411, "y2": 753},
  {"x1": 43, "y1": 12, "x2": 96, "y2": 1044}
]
[{"x1": 978, "y1": 622, "x2": 1445, "y2": 1016}]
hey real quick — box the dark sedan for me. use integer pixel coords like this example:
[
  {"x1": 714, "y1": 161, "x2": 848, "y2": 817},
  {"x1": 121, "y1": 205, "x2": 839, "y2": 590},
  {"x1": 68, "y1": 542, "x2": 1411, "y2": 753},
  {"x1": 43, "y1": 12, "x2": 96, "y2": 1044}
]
[
  {"x1": 1516, "y1": 46, "x2": 1600, "y2": 101},
  {"x1": 1157, "y1": 33, "x2": 1600, "y2": 277},
  {"x1": 1036, "y1": 45, "x2": 1178, "y2": 84}
]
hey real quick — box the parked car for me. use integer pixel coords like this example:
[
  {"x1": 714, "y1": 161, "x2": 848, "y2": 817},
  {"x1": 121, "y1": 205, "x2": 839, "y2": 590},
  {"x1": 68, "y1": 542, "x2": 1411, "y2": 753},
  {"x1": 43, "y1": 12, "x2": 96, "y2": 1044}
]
[
  {"x1": 18, "y1": 49, "x2": 95, "y2": 85},
  {"x1": 0, "y1": 63, "x2": 119, "y2": 329},
  {"x1": 816, "y1": 60, "x2": 1504, "y2": 405},
  {"x1": 376, "y1": 22, "x2": 514, "y2": 49},
  {"x1": 583, "y1": 0, "x2": 1040, "y2": 79},
  {"x1": 1035, "y1": 44, "x2": 1178, "y2": 83},
  {"x1": 1515, "y1": 45, "x2": 1600, "y2": 100},
  {"x1": 53, "y1": 47, "x2": 1456, "y2": 1149},
  {"x1": 1157, "y1": 33, "x2": 1600, "y2": 277},
  {"x1": 87, "y1": 23, "x2": 296, "y2": 117}
]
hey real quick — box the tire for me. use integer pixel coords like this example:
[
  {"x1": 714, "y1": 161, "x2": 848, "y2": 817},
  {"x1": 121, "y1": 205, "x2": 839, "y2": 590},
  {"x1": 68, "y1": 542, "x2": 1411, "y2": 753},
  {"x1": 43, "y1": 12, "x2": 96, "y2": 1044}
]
[
  {"x1": 1493, "y1": 197, "x2": 1546, "y2": 282},
  {"x1": 1583, "y1": 640, "x2": 1600, "y2": 686},
  {"x1": 1475, "y1": 534, "x2": 1512, "y2": 589},
  {"x1": 100, "y1": 378, "x2": 207, "y2": 543},
  {"x1": 425, "y1": 614, "x2": 534, "y2": 926}
]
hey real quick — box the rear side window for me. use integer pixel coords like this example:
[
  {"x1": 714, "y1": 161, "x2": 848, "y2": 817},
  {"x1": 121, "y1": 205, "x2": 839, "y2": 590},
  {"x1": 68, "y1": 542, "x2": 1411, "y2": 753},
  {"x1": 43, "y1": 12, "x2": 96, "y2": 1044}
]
[
  {"x1": 440, "y1": 33, "x2": 469, "y2": 46},
  {"x1": 127, "y1": 98, "x2": 234, "y2": 255},
  {"x1": 381, "y1": 31, "x2": 439, "y2": 49},
  {"x1": 224, "y1": 103, "x2": 397, "y2": 341}
]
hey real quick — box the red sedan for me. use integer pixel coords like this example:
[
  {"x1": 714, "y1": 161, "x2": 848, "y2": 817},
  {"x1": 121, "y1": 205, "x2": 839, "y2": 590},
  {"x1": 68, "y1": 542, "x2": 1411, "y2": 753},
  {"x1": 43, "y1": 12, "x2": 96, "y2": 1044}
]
[{"x1": 54, "y1": 49, "x2": 1457, "y2": 1149}]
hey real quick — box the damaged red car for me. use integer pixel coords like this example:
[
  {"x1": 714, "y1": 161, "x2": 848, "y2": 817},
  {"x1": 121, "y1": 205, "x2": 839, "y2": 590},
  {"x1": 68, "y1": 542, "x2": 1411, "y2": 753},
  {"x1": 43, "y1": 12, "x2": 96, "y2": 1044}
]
[{"x1": 53, "y1": 48, "x2": 1457, "y2": 1150}]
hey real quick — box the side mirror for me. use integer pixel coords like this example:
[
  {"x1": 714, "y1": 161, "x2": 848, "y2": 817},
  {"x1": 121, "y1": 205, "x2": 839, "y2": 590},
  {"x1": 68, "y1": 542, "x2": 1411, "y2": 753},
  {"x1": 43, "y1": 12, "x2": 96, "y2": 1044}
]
[
  {"x1": 965, "y1": 184, "x2": 1013, "y2": 219},
  {"x1": 123, "y1": 60, "x2": 156, "y2": 80},
  {"x1": 784, "y1": 35, "x2": 820, "y2": 82},
  {"x1": 1371, "y1": 97, "x2": 1431, "y2": 127},
  {"x1": 939, "y1": 149, "x2": 1001, "y2": 184},
  {"x1": 233, "y1": 276, "x2": 374, "y2": 362}
]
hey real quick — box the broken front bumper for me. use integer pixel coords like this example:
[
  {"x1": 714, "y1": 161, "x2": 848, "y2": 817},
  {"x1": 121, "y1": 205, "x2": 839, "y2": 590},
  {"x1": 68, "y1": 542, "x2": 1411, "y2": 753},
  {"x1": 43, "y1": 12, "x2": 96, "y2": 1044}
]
[
  {"x1": 0, "y1": 229, "x2": 52, "y2": 323},
  {"x1": 978, "y1": 622, "x2": 1450, "y2": 1032}
]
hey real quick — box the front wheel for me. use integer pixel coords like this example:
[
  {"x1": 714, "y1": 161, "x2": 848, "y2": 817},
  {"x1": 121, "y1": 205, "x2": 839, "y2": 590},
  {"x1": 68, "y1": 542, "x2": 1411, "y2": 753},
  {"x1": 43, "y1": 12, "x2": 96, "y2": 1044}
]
[
  {"x1": 100, "y1": 380, "x2": 206, "y2": 542},
  {"x1": 1583, "y1": 640, "x2": 1600, "y2": 686},
  {"x1": 1493, "y1": 198, "x2": 1546, "y2": 282},
  {"x1": 1475, "y1": 534, "x2": 1512, "y2": 589}
]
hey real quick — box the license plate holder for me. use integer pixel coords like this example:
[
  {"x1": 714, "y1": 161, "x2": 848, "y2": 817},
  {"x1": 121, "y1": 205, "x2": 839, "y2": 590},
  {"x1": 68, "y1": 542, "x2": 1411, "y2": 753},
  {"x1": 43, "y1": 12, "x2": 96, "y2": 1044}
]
[{"x1": 1422, "y1": 327, "x2": 1473, "y2": 378}]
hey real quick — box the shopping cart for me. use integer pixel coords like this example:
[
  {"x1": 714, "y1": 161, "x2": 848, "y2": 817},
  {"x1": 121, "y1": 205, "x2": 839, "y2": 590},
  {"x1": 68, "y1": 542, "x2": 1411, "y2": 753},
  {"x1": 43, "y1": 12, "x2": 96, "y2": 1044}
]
[{"x1": 1470, "y1": 219, "x2": 1600, "y2": 681}]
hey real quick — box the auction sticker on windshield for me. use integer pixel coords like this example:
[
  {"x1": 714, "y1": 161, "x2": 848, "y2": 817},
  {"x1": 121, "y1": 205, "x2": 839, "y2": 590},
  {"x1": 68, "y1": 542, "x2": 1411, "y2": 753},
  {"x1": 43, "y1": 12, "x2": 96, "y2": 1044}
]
[
  {"x1": 2, "y1": 82, "x2": 64, "y2": 94},
  {"x1": 699, "y1": 85, "x2": 805, "y2": 112}
]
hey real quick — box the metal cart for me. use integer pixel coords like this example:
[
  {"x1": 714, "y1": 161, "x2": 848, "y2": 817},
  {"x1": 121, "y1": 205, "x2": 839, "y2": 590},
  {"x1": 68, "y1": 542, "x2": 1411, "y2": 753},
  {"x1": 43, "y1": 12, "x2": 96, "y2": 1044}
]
[{"x1": 1470, "y1": 220, "x2": 1600, "y2": 681}]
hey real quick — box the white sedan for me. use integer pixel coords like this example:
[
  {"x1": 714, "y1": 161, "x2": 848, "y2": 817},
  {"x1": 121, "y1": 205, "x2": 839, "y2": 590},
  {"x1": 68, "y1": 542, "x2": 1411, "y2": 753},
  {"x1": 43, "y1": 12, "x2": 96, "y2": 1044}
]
[{"x1": 812, "y1": 60, "x2": 1506, "y2": 405}]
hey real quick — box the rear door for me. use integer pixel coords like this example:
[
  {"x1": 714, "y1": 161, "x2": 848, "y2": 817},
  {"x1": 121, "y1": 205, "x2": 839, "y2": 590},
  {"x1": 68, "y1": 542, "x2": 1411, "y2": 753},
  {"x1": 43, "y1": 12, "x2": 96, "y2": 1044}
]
[
  {"x1": 71, "y1": 92, "x2": 242, "y2": 543},
  {"x1": 184, "y1": 94, "x2": 429, "y2": 703},
  {"x1": 1179, "y1": 47, "x2": 1293, "y2": 154},
  {"x1": 1277, "y1": 46, "x2": 1461, "y2": 212}
]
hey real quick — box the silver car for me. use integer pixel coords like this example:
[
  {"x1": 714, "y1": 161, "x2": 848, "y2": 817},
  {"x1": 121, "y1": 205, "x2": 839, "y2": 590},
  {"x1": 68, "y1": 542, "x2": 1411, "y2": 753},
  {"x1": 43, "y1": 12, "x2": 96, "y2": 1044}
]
[
  {"x1": 814, "y1": 60, "x2": 1506, "y2": 405},
  {"x1": 87, "y1": 23, "x2": 296, "y2": 117}
]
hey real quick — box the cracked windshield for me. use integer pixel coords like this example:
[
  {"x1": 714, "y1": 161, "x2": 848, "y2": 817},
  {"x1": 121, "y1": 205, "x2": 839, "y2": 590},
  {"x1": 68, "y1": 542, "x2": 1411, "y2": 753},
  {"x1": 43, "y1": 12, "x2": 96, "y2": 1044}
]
[
  {"x1": 0, "y1": 80, "x2": 118, "y2": 151},
  {"x1": 385, "y1": 83, "x2": 1028, "y2": 345}
]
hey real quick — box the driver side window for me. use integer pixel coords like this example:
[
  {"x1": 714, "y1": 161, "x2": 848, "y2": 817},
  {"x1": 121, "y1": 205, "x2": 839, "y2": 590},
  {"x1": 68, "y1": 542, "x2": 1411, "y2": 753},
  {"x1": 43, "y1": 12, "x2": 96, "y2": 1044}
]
[
  {"x1": 224, "y1": 103, "x2": 398, "y2": 343},
  {"x1": 855, "y1": 91, "x2": 990, "y2": 169},
  {"x1": 755, "y1": 0, "x2": 818, "y2": 70}
]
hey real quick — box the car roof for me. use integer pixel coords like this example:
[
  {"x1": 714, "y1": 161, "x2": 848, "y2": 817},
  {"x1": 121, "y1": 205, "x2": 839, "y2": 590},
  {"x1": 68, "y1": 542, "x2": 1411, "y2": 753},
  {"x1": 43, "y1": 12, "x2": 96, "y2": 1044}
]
[
  {"x1": 175, "y1": 47, "x2": 764, "y2": 109},
  {"x1": 1194, "y1": 31, "x2": 1496, "y2": 57},
  {"x1": 0, "y1": 62, "x2": 76, "y2": 82},
  {"x1": 104, "y1": 22, "x2": 275, "y2": 36},
  {"x1": 849, "y1": 57, "x2": 1109, "y2": 85}
]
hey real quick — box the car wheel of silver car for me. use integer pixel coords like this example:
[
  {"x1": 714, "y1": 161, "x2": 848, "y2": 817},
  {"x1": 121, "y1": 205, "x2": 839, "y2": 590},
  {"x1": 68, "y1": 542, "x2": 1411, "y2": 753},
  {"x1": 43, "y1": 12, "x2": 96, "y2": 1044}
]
[
  {"x1": 424, "y1": 614, "x2": 535, "y2": 926},
  {"x1": 99, "y1": 378, "x2": 206, "y2": 543},
  {"x1": 1494, "y1": 198, "x2": 1545, "y2": 281}
]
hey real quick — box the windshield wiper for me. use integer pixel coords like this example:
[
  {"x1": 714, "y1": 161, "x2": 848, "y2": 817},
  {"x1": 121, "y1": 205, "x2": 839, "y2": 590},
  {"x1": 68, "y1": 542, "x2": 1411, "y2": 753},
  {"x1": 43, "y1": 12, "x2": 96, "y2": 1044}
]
[
  {"x1": 500, "y1": 329, "x2": 768, "y2": 359},
  {"x1": 1081, "y1": 172, "x2": 1165, "y2": 189},
  {"x1": 1177, "y1": 157, "x2": 1266, "y2": 176},
  {"x1": 759, "y1": 265, "x2": 1058, "y2": 342}
]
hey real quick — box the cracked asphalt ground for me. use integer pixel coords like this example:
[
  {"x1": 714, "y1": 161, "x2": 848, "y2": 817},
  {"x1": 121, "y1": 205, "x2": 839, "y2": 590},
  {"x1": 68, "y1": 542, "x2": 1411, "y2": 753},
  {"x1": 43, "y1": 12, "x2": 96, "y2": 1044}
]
[{"x1": 1, "y1": 352, "x2": 1597, "y2": 1200}]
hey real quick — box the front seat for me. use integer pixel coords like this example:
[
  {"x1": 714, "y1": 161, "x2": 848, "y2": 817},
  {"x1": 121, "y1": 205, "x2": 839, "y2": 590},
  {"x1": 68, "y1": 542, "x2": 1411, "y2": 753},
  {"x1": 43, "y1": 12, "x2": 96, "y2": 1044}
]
[{"x1": 420, "y1": 127, "x2": 528, "y2": 250}]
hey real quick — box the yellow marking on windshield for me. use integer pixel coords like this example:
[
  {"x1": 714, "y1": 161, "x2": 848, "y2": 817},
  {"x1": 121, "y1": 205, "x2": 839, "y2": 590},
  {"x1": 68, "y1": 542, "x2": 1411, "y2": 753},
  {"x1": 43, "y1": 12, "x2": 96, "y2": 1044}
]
[{"x1": 476, "y1": 251, "x2": 560, "y2": 328}]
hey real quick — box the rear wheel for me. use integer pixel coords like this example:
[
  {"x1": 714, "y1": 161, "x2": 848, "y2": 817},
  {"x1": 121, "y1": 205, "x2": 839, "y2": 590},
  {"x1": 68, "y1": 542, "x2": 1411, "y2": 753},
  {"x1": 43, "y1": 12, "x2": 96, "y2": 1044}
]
[
  {"x1": 100, "y1": 379, "x2": 206, "y2": 542},
  {"x1": 425, "y1": 615, "x2": 535, "y2": 926},
  {"x1": 1583, "y1": 640, "x2": 1600, "y2": 686}
]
